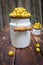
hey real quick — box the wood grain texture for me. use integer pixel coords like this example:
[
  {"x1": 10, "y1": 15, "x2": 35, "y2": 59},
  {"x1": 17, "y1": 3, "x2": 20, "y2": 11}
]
[
  {"x1": 0, "y1": 26, "x2": 16, "y2": 65},
  {"x1": 0, "y1": 26, "x2": 43, "y2": 65},
  {"x1": 0, "y1": 0, "x2": 3, "y2": 30}
]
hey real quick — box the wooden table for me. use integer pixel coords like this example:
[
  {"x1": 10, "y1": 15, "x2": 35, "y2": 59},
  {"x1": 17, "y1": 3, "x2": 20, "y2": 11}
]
[{"x1": 0, "y1": 25, "x2": 43, "y2": 65}]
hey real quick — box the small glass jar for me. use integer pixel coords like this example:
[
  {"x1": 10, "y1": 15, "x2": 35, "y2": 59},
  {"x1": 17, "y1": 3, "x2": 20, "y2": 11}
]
[
  {"x1": 32, "y1": 22, "x2": 42, "y2": 35},
  {"x1": 9, "y1": 7, "x2": 32, "y2": 48},
  {"x1": 32, "y1": 28, "x2": 41, "y2": 35}
]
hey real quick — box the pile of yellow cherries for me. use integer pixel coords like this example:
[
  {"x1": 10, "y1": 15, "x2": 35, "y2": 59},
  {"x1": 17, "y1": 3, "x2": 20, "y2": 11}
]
[
  {"x1": 33, "y1": 22, "x2": 42, "y2": 29},
  {"x1": 9, "y1": 7, "x2": 31, "y2": 18}
]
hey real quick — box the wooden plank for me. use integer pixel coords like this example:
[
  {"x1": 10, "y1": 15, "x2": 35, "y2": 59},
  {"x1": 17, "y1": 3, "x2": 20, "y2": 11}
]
[
  {"x1": 9, "y1": 0, "x2": 16, "y2": 12},
  {"x1": 39, "y1": 0, "x2": 42, "y2": 25},
  {"x1": 33, "y1": 0, "x2": 42, "y2": 24},
  {"x1": 0, "y1": 26, "x2": 16, "y2": 65},
  {"x1": 25, "y1": 0, "x2": 31, "y2": 11},
  {"x1": 32, "y1": 34, "x2": 43, "y2": 53},
  {"x1": 0, "y1": 0, "x2": 3, "y2": 30},
  {"x1": 1, "y1": 0, "x2": 9, "y2": 26},
  {"x1": 17, "y1": 0, "x2": 23, "y2": 7},
  {"x1": 30, "y1": 0, "x2": 36, "y2": 23},
  {"x1": 1, "y1": 45, "x2": 16, "y2": 65}
]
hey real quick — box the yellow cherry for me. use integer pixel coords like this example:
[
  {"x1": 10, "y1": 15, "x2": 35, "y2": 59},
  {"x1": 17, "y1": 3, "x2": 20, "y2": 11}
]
[
  {"x1": 25, "y1": 14, "x2": 29, "y2": 17},
  {"x1": 36, "y1": 48, "x2": 40, "y2": 53},
  {"x1": 33, "y1": 25, "x2": 37, "y2": 29},
  {"x1": 35, "y1": 23, "x2": 38, "y2": 25},
  {"x1": 21, "y1": 13, "x2": 24, "y2": 17},
  {"x1": 38, "y1": 22, "x2": 40, "y2": 25},
  {"x1": 35, "y1": 43, "x2": 40, "y2": 47},
  {"x1": 8, "y1": 51, "x2": 14, "y2": 56},
  {"x1": 40, "y1": 25, "x2": 41, "y2": 28},
  {"x1": 28, "y1": 13, "x2": 31, "y2": 17},
  {"x1": 14, "y1": 8, "x2": 18, "y2": 11},
  {"x1": 16, "y1": 13, "x2": 20, "y2": 17},
  {"x1": 9, "y1": 13, "x2": 13, "y2": 16},
  {"x1": 22, "y1": 11, "x2": 27, "y2": 14}
]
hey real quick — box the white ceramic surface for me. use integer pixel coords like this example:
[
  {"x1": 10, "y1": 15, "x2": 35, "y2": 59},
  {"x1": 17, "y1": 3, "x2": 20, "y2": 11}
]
[
  {"x1": 11, "y1": 18, "x2": 30, "y2": 23},
  {"x1": 9, "y1": 18, "x2": 31, "y2": 48},
  {"x1": 32, "y1": 29, "x2": 41, "y2": 35}
]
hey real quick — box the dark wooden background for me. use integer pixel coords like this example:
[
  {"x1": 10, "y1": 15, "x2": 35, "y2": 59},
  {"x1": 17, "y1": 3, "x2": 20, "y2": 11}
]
[{"x1": 0, "y1": 0, "x2": 42, "y2": 30}]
